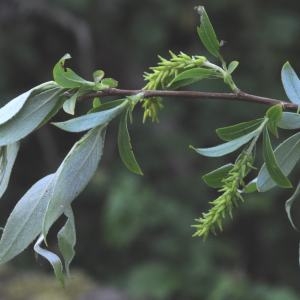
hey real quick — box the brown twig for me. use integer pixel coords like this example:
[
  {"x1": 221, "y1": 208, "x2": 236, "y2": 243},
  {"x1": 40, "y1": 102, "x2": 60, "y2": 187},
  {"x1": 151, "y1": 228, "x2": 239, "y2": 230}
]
[{"x1": 79, "y1": 88, "x2": 298, "y2": 110}]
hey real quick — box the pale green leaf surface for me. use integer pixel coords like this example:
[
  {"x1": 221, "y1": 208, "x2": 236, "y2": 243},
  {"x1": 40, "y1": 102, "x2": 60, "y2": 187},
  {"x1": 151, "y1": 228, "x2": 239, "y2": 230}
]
[
  {"x1": 227, "y1": 61, "x2": 239, "y2": 74},
  {"x1": 257, "y1": 132, "x2": 300, "y2": 192},
  {"x1": 278, "y1": 112, "x2": 300, "y2": 129},
  {"x1": 281, "y1": 62, "x2": 300, "y2": 105},
  {"x1": 191, "y1": 129, "x2": 259, "y2": 157},
  {"x1": 0, "y1": 86, "x2": 64, "y2": 146},
  {"x1": 0, "y1": 174, "x2": 54, "y2": 264},
  {"x1": 43, "y1": 126, "x2": 106, "y2": 237},
  {"x1": 285, "y1": 181, "x2": 300, "y2": 231},
  {"x1": 34, "y1": 235, "x2": 64, "y2": 286},
  {"x1": 58, "y1": 207, "x2": 76, "y2": 276},
  {"x1": 63, "y1": 91, "x2": 78, "y2": 115},
  {"x1": 266, "y1": 104, "x2": 283, "y2": 137},
  {"x1": 118, "y1": 109, "x2": 143, "y2": 175},
  {"x1": 53, "y1": 101, "x2": 127, "y2": 132}
]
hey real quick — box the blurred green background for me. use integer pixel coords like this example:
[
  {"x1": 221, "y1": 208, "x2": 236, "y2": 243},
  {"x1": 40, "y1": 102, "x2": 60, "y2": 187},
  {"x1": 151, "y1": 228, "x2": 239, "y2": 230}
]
[{"x1": 1, "y1": 0, "x2": 300, "y2": 299}]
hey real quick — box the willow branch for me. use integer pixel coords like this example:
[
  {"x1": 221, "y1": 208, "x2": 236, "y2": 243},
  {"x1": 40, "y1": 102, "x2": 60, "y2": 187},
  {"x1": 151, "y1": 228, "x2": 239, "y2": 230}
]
[{"x1": 79, "y1": 88, "x2": 297, "y2": 110}]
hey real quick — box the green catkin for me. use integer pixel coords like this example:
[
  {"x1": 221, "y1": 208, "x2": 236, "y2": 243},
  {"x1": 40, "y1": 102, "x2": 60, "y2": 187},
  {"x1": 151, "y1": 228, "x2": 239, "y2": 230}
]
[{"x1": 193, "y1": 151, "x2": 253, "y2": 238}]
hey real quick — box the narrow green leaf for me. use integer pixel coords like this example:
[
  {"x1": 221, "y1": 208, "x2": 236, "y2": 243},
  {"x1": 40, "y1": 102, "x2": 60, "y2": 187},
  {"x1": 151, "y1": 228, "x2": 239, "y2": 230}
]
[
  {"x1": 53, "y1": 54, "x2": 94, "y2": 89},
  {"x1": 63, "y1": 91, "x2": 78, "y2": 115},
  {"x1": 278, "y1": 112, "x2": 300, "y2": 129},
  {"x1": 118, "y1": 109, "x2": 143, "y2": 175},
  {"x1": 43, "y1": 126, "x2": 106, "y2": 237},
  {"x1": 0, "y1": 174, "x2": 54, "y2": 264},
  {"x1": 197, "y1": 6, "x2": 220, "y2": 57},
  {"x1": 227, "y1": 61, "x2": 239, "y2": 74},
  {"x1": 34, "y1": 235, "x2": 64, "y2": 286},
  {"x1": 90, "y1": 99, "x2": 125, "y2": 113},
  {"x1": 285, "y1": 181, "x2": 300, "y2": 231},
  {"x1": 281, "y1": 61, "x2": 300, "y2": 105},
  {"x1": 93, "y1": 70, "x2": 105, "y2": 83},
  {"x1": 0, "y1": 143, "x2": 20, "y2": 199},
  {"x1": 0, "y1": 85, "x2": 64, "y2": 146},
  {"x1": 216, "y1": 118, "x2": 264, "y2": 141},
  {"x1": 266, "y1": 104, "x2": 283, "y2": 137},
  {"x1": 92, "y1": 97, "x2": 101, "y2": 109},
  {"x1": 191, "y1": 129, "x2": 259, "y2": 157},
  {"x1": 261, "y1": 128, "x2": 292, "y2": 189},
  {"x1": 168, "y1": 67, "x2": 219, "y2": 89},
  {"x1": 58, "y1": 207, "x2": 76, "y2": 276},
  {"x1": 52, "y1": 101, "x2": 127, "y2": 132},
  {"x1": 202, "y1": 164, "x2": 234, "y2": 188},
  {"x1": 257, "y1": 132, "x2": 300, "y2": 192}
]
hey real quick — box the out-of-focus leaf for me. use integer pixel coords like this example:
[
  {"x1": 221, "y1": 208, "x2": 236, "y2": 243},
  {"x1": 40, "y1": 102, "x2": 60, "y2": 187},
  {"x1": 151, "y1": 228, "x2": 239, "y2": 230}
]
[
  {"x1": 93, "y1": 70, "x2": 105, "y2": 83},
  {"x1": 281, "y1": 62, "x2": 300, "y2": 105},
  {"x1": 90, "y1": 99, "x2": 125, "y2": 113},
  {"x1": 118, "y1": 109, "x2": 143, "y2": 175},
  {"x1": 243, "y1": 180, "x2": 258, "y2": 193},
  {"x1": 0, "y1": 174, "x2": 54, "y2": 264},
  {"x1": 191, "y1": 129, "x2": 259, "y2": 157},
  {"x1": 53, "y1": 53, "x2": 94, "y2": 88},
  {"x1": 53, "y1": 101, "x2": 127, "y2": 132},
  {"x1": 63, "y1": 91, "x2": 78, "y2": 115},
  {"x1": 34, "y1": 235, "x2": 64, "y2": 286},
  {"x1": 43, "y1": 126, "x2": 106, "y2": 237},
  {"x1": 278, "y1": 112, "x2": 300, "y2": 129},
  {"x1": 58, "y1": 207, "x2": 76, "y2": 276},
  {"x1": 0, "y1": 142, "x2": 20, "y2": 199},
  {"x1": 0, "y1": 85, "x2": 64, "y2": 146},
  {"x1": 266, "y1": 104, "x2": 283, "y2": 137},
  {"x1": 285, "y1": 181, "x2": 300, "y2": 231},
  {"x1": 168, "y1": 68, "x2": 219, "y2": 89},
  {"x1": 227, "y1": 61, "x2": 239, "y2": 74},
  {"x1": 100, "y1": 78, "x2": 118, "y2": 88},
  {"x1": 257, "y1": 128, "x2": 292, "y2": 192},
  {"x1": 216, "y1": 118, "x2": 264, "y2": 141},
  {"x1": 197, "y1": 6, "x2": 220, "y2": 57},
  {"x1": 202, "y1": 164, "x2": 234, "y2": 188}
]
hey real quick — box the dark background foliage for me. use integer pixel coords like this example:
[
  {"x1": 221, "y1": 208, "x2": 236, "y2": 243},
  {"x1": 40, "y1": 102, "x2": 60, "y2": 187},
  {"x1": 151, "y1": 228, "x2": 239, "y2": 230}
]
[{"x1": 1, "y1": 0, "x2": 300, "y2": 299}]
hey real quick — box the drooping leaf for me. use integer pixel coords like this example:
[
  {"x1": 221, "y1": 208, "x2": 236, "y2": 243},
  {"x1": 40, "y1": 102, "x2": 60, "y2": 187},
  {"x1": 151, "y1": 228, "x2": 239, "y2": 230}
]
[
  {"x1": 168, "y1": 67, "x2": 219, "y2": 89},
  {"x1": 202, "y1": 164, "x2": 234, "y2": 188},
  {"x1": 43, "y1": 126, "x2": 106, "y2": 237},
  {"x1": 260, "y1": 128, "x2": 292, "y2": 190},
  {"x1": 53, "y1": 54, "x2": 94, "y2": 89},
  {"x1": 257, "y1": 132, "x2": 300, "y2": 192},
  {"x1": 52, "y1": 101, "x2": 127, "y2": 132},
  {"x1": 281, "y1": 61, "x2": 300, "y2": 105},
  {"x1": 216, "y1": 118, "x2": 264, "y2": 141},
  {"x1": 63, "y1": 91, "x2": 78, "y2": 115},
  {"x1": 278, "y1": 112, "x2": 300, "y2": 129},
  {"x1": 197, "y1": 6, "x2": 220, "y2": 58},
  {"x1": 266, "y1": 104, "x2": 283, "y2": 137},
  {"x1": 227, "y1": 61, "x2": 239, "y2": 74},
  {"x1": 34, "y1": 235, "x2": 64, "y2": 286},
  {"x1": 0, "y1": 143, "x2": 20, "y2": 199},
  {"x1": 0, "y1": 86, "x2": 64, "y2": 146},
  {"x1": 58, "y1": 207, "x2": 76, "y2": 276},
  {"x1": 0, "y1": 174, "x2": 54, "y2": 264},
  {"x1": 118, "y1": 109, "x2": 143, "y2": 175},
  {"x1": 191, "y1": 129, "x2": 259, "y2": 157},
  {"x1": 285, "y1": 181, "x2": 300, "y2": 231}
]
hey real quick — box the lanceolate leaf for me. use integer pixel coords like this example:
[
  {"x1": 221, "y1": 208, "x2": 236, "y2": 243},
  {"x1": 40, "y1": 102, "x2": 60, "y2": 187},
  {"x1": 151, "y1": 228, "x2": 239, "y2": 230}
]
[
  {"x1": 266, "y1": 104, "x2": 283, "y2": 137},
  {"x1": 63, "y1": 91, "x2": 78, "y2": 115},
  {"x1": 43, "y1": 126, "x2": 106, "y2": 237},
  {"x1": 34, "y1": 235, "x2": 64, "y2": 286},
  {"x1": 285, "y1": 181, "x2": 300, "y2": 231},
  {"x1": 53, "y1": 54, "x2": 94, "y2": 89},
  {"x1": 227, "y1": 61, "x2": 239, "y2": 74},
  {"x1": 257, "y1": 132, "x2": 300, "y2": 192},
  {"x1": 52, "y1": 101, "x2": 127, "y2": 132},
  {"x1": 216, "y1": 118, "x2": 264, "y2": 141},
  {"x1": 278, "y1": 112, "x2": 300, "y2": 129},
  {"x1": 191, "y1": 129, "x2": 259, "y2": 157},
  {"x1": 202, "y1": 164, "x2": 234, "y2": 188},
  {"x1": 0, "y1": 81, "x2": 56, "y2": 126},
  {"x1": 58, "y1": 207, "x2": 76, "y2": 276},
  {"x1": 168, "y1": 67, "x2": 219, "y2": 89},
  {"x1": 0, "y1": 174, "x2": 55, "y2": 264},
  {"x1": 281, "y1": 62, "x2": 300, "y2": 105},
  {"x1": 0, "y1": 86, "x2": 64, "y2": 146},
  {"x1": 259, "y1": 128, "x2": 292, "y2": 190},
  {"x1": 0, "y1": 143, "x2": 20, "y2": 199},
  {"x1": 118, "y1": 109, "x2": 143, "y2": 175},
  {"x1": 197, "y1": 6, "x2": 220, "y2": 58}
]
